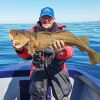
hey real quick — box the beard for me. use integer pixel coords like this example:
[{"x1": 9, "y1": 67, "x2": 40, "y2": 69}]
[{"x1": 42, "y1": 23, "x2": 53, "y2": 29}]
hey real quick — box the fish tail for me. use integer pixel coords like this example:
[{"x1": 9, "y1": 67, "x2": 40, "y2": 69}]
[{"x1": 89, "y1": 50, "x2": 100, "y2": 65}]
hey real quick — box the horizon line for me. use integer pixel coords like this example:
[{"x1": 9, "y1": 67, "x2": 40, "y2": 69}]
[{"x1": 0, "y1": 20, "x2": 100, "y2": 24}]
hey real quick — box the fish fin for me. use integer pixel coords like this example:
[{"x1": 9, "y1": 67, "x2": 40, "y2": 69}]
[
  {"x1": 77, "y1": 47, "x2": 85, "y2": 52},
  {"x1": 78, "y1": 36, "x2": 89, "y2": 46},
  {"x1": 88, "y1": 50, "x2": 100, "y2": 65},
  {"x1": 27, "y1": 42, "x2": 33, "y2": 56}
]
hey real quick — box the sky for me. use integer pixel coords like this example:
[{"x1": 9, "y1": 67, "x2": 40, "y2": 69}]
[{"x1": 0, "y1": 0, "x2": 100, "y2": 24}]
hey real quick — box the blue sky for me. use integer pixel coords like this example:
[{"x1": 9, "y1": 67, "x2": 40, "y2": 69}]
[{"x1": 0, "y1": 0, "x2": 100, "y2": 23}]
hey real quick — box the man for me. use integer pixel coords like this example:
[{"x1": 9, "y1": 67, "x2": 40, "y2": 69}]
[{"x1": 13, "y1": 7, "x2": 74, "y2": 100}]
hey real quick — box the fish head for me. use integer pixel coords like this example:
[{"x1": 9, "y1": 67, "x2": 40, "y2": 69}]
[{"x1": 9, "y1": 29, "x2": 30, "y2": 48}]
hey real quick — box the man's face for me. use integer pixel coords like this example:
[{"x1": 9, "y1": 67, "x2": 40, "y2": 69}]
[{"x1": 39, "y1": 15, "x2": 55, "y2": 29}]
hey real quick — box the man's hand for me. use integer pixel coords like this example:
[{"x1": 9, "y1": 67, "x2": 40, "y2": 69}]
[{"x1": 49, "y1": 40, "x2": 65, "y2": 54}]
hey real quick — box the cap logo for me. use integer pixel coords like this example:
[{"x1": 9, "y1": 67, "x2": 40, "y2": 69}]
[{"x1": 44, "y1": 8, "x2": 51, "y2": 12}]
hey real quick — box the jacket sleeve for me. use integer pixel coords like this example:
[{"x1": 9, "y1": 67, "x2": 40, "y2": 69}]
[
  {"x1": 15, "y1": 48, "x2": 32, "y2": 60},
  {"x1": 56, "y1": 46, "x2": 74, "y2": 60}
]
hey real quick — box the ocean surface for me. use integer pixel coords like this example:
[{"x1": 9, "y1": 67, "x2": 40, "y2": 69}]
[{"x1": 0, "y1": 21, "x2": 100, "y2": 78}]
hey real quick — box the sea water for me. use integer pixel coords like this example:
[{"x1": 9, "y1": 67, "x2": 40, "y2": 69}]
[{"x1": 0, "y1": 21, "x2": 100, "y2": 78}]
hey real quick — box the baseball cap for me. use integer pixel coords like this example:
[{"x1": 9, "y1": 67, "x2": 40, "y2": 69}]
[{"x1": 40, "y1": 7, "x2": 54, "y2": 18}]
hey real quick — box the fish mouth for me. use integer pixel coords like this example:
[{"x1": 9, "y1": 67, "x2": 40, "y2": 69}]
[
  {"x1": 14, "y1": 43, "x2": 24, "y2": 48},
  {"x1": 9, "y1": 34, "x2": 13, "y2": 40},
  {"x1": 13, "y1": 40, "x2": 28, "y2": 48}
]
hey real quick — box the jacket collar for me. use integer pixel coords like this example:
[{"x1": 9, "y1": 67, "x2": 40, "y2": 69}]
[{"x1": 36, "y1": 21, "x2": 59, "y2": 32}]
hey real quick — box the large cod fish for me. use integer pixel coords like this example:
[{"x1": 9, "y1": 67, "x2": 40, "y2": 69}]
[{"x1": 9, "y1": 29, "x2": 100, "y2": 65}]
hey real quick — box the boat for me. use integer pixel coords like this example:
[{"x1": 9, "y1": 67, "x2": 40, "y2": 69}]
[{"x1": 0, "y1": 62, "x2": 100, "y2": 100}]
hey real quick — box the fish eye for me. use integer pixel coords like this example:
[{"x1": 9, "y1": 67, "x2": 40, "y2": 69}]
[{"x1": 16, "y1": 33, "x2": 18, "y2": 35}]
